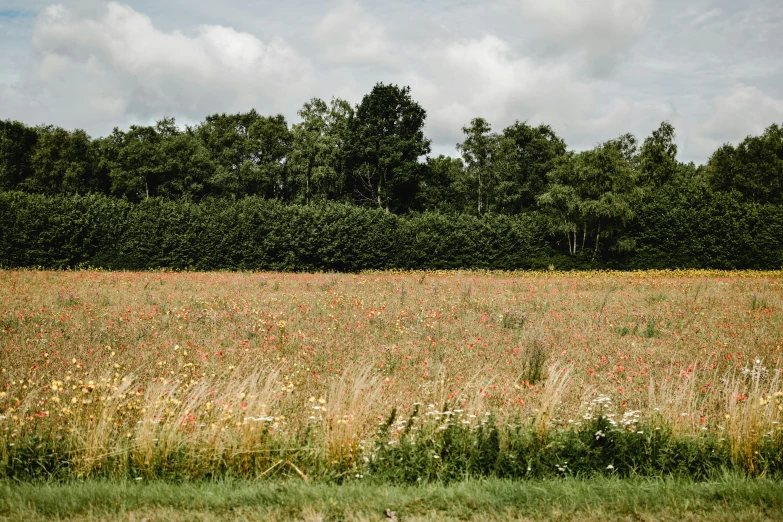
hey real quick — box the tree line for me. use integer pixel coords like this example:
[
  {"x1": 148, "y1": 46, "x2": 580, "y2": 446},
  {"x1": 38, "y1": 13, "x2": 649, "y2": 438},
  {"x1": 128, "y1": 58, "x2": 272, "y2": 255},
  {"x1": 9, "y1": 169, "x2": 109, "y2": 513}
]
[{"x1": 1, "y1": 82, "x2": 782, "y2": 263}]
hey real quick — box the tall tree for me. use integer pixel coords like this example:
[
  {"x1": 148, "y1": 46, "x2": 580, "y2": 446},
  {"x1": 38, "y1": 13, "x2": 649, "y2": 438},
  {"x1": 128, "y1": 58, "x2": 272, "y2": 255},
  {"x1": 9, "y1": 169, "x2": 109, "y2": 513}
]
[
  {"x1": 24, "y1": 126, "x2": 101, "y2": 195},
  {"x1": 416, "y1": 155, "x2": 464, "y2": 213},
  {"x1": 103, "y1": 118, "x2": 216, "y2": 201},
  {"x1": 195, "y1": 111, "x2": 291, "y2": 199},
  {"x1": 607, "y1": 133, "x2": 639, "y2": 167},
  {"x1": 103, "y1": 123, "x2": 165, "y2": 201},
  {"x1": 457, "y1": 117, "x2": 494, "y2": 215},
  {"x1": 289, "y1": 97, "x2": 353, "y2": 203},
  {"x1": 347, "y1": 83, "x2": 431, "y2": 212},
  {"x1": 196, "y1": 110, "x2": 260, "y2": 198},
  {"x1": 707, "y1": 123, "x2": 783, "y2": 204},
  {"x1": 538, "y1": 140, "x2": 637, "y2": 258},
  {"x1": 245, "y1": 114, "x2": 292, "y2": 200},
  {"x1": 638, "y1": 121, "x2": 678, "y2": 189},
  {"x1": 499, "y1": 122, "x2": 567, "y2": 212},
  {"x1": 157, "y1": 126, "x2": 218, "y2": 200},
  {"x1": 0, "y1": 120, "x2": 38, "y2": 191}
]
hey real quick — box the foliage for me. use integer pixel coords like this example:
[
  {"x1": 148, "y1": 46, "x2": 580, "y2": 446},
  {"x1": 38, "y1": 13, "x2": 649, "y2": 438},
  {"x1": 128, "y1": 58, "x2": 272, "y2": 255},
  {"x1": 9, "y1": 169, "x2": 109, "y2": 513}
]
[
  {"x1": 1, "y1": 82, "x2": 782, "y2": 266},
  {"x1": 288, "y1": 97, "x2": 353, "y2": 204},
  {"x1": 0, "y1": 120, "x2": 38, "y2": 191},
  {"x1": 615, "y1": 184, "x2": 783, "y2": 269},
  {"x1": 2, "y1": 190, "x2": 783, "y2": 270},
  {"x1": 457, "y1": 117, "x2": 495, "y2": 215},
  {"x1": 3, "y1": 411, "x2": 783, "y2": 482},
  {"x1": 638, "y1": 121, "x2": 678, "y2": 190},
  {"x1": 346, "y1": 83, "x2": 431, "y2": 212},
  {"x1": 707, "y1": 123, "x2": 783, "y2": 205},
  {"x1": 537, "y1": 141, "x2": 637, "y2": 258}
]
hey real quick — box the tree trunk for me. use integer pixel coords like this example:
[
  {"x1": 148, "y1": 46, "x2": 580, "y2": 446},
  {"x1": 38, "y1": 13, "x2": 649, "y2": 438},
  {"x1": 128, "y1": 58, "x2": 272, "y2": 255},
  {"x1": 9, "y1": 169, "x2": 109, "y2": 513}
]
[
  {"x1": 582, "y1": 224, "x2": 587, "y2": 251},
  {"x1": 592, "y1": 224, "x2": 601, "y2": 261},
  {"x1": 306, "y1": 156, "x2": 313, "y2": 204},
  {"x1": 478, "y1": 171, "x2": 482, "y2": 215}
]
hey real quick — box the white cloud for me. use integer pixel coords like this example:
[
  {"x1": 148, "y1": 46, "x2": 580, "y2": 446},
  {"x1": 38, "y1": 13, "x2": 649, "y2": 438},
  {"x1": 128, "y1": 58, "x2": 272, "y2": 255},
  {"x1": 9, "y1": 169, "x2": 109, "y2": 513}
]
[
  {"x1": 1, "y1": 1, "x2": 312, "y2": 133},
  {"x1": 314, "y1": 0, "x2": 392, "y2": 65},
  {"x1": 688, "y1": 84, "x2": 783, "y2": 158},
  {"x1": 2, "y1": 0, "x2": 781, "y2": 164},
  {"x1": 402, "y1": 35, "x2": 595, "y2": 147},
  {"x1": 310, "y1": 3, "x2": 599, "y2": 148},
  {"x1": 702, "y1": 85, "x2": 783, "y2": 141},
  {"x1": 511, "y1": 0, "x2": 655, "y2": 74}
]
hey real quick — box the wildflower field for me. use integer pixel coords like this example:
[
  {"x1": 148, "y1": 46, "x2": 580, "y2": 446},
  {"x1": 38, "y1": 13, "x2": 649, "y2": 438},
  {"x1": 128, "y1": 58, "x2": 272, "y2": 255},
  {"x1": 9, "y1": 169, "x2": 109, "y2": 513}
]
[{"x1": 1, "y1": 269, "x2": 783, "y2": 484}]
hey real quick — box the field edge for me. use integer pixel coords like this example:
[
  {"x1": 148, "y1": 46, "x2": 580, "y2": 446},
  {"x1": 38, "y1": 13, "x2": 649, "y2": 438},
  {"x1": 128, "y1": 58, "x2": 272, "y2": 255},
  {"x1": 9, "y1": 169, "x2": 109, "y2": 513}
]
[{"x1": 2, "y1": 475, "x2": 783, "y2": 521}]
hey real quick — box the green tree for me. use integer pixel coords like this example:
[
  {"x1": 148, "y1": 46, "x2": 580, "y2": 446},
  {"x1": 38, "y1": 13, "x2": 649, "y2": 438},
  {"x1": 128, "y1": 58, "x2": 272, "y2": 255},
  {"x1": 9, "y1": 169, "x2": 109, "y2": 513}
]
[
  {"x1": 638, "y1": 121, "x2": 677, "y2": 189},
  {"x1": 0, "y1": 120, "x2": 38, "y2": 191},
  {"x1": 457, "y1": 117, "x2": 494, "y2": 215},
  {"x1": 538, "y1": 140, "x2": 636, "y2": 258},
  {"x1": 245, "y1": 114, "x2": 292, "y2": 200},
  {"x1": 21, "y1": 126, "x2": 101, "y2": 195},
  {"x1": 347, "y1": 83, "x2": 431, "y2": 212},
  {"x1": 707, "y1": 123, "x2": 783, "y2": 204},
  {"x1": 103, "y1": 123, "x2": 164, "y2": 201},
  {"x1": 498, "y1": 122, "x2": 567, "y2": 212},
  {"x1": 607, "y1": 133, "x2": 639, "y2": 166},
  {"x1": 102, "y1": 117, "x2": 216, "y2": 201},
  {"x1": 487, "y1": 134, "x2": 520, "y2": 214},
  {"x1": 196, "y1": 111, "x2": 260, "y2": 197},
  {"x1": 289, "y1": 98, "x2": 353, "y2": 203},
  {"x1": 195, "y1": 111, "x2": 291, "y2": 199},
  {"x1": 157, "y1": 127, "x2": 218, "y2": 200},
  {"x1": 416, "y1": 155, "x2": 464, "y2": 212}
]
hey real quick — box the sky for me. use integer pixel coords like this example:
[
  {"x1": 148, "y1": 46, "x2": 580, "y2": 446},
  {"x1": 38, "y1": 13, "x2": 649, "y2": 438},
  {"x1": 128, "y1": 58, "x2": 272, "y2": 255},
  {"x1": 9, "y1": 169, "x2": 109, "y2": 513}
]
[{"x1": 1, "y1": 0, "x2": 782, "y2": 163}]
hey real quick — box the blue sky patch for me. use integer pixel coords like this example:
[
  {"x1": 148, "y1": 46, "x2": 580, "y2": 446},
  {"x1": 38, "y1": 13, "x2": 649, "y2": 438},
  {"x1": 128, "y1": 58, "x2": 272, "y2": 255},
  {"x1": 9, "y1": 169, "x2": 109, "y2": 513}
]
[{"x1": 0, "y1": 9, "x2": 35, "y2": 19}]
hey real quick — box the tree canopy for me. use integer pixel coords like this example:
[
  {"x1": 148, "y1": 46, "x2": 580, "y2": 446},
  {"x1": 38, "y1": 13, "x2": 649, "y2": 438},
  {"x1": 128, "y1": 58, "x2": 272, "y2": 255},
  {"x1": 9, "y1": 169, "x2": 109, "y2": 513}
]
[{"x1": 1, "y1": 82, "x2": 782, "y2": 261}]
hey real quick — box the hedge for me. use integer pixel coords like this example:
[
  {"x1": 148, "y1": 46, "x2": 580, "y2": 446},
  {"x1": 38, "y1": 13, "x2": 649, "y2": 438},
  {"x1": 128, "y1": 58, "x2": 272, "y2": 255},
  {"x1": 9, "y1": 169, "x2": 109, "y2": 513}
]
[{"x1": 1, "y1": 191, "x2": 781, "y2": 271}]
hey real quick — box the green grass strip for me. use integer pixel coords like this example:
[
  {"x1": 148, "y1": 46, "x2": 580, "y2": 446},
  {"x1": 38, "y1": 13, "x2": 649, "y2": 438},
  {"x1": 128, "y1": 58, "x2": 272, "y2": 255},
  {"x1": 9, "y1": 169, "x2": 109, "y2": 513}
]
[{"x1": 2, "y1": 475, "x2": 783, "y2": 521}]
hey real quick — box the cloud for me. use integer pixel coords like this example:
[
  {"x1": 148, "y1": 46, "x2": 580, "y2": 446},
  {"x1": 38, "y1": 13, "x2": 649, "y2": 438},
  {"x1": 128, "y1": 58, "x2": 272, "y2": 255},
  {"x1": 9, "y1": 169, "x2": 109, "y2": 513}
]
[
  {"x1": 688, "y1": 84, "x2": 783, "y2": 158},
  {"x1": 2, "y1": 0, "x2": 781, "y2": 164},
  {"x1": 400, "y1": 35, "x2": 595, "y2": 148},
  {"x1": 314, "y1": 0, "x2": 392, "y2": 65},
  {"x1": 1, "y1": 1, "x2": 312, "y2": 133},
  {"x1": 309, "y1": 2, "x2": 599, "y2": 149},
  {"x1": 309, "y1": 2, "x2": 659, "y2": 153},
  {"x1": 511, "y1": 0, "x2": 655, "y2": 74}
]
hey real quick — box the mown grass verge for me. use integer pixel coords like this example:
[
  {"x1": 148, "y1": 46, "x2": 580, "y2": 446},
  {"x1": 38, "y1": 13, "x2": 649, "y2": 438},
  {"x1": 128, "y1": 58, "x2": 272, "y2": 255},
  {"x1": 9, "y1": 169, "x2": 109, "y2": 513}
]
[{"x1": 2, "y1": 475, "x2": 783, "y2": 521}]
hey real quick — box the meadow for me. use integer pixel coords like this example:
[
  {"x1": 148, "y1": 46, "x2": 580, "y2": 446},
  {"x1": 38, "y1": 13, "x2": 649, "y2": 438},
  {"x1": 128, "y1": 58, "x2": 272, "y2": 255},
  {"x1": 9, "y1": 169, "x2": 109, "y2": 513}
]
[{"x1": 1, "y1": 269, "x2": 782, "y2": 483}]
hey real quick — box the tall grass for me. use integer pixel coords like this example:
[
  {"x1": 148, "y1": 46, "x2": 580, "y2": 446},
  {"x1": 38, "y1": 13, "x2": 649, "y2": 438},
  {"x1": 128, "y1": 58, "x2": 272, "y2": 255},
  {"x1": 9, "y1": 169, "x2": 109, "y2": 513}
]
[{"x1": 1, "y1": 269, "x2": 782, "y2": 480}]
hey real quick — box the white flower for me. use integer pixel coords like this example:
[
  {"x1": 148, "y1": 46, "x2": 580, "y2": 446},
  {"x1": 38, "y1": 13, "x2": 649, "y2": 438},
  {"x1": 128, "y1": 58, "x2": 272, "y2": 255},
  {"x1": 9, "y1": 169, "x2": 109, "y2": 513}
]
[{"x1": 607, "y1": 464, "x2": 614, "y2": 470}]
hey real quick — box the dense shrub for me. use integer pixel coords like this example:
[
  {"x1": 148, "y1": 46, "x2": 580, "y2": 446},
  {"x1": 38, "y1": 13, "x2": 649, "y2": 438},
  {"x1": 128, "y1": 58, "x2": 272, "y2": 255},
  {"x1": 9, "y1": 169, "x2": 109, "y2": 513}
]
[
  {"x1": 615, "y1": 186, "x2": 783, "y2": 270},
  {"x1": 4, "y1": 413, "x2": 781, "y2": 482},
  {"x1": 1, "y1": 191, "x2": 782, "y2": 271},
  {"x1": 368, "y1": 414, "x2": 741, "y2": 484}
]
